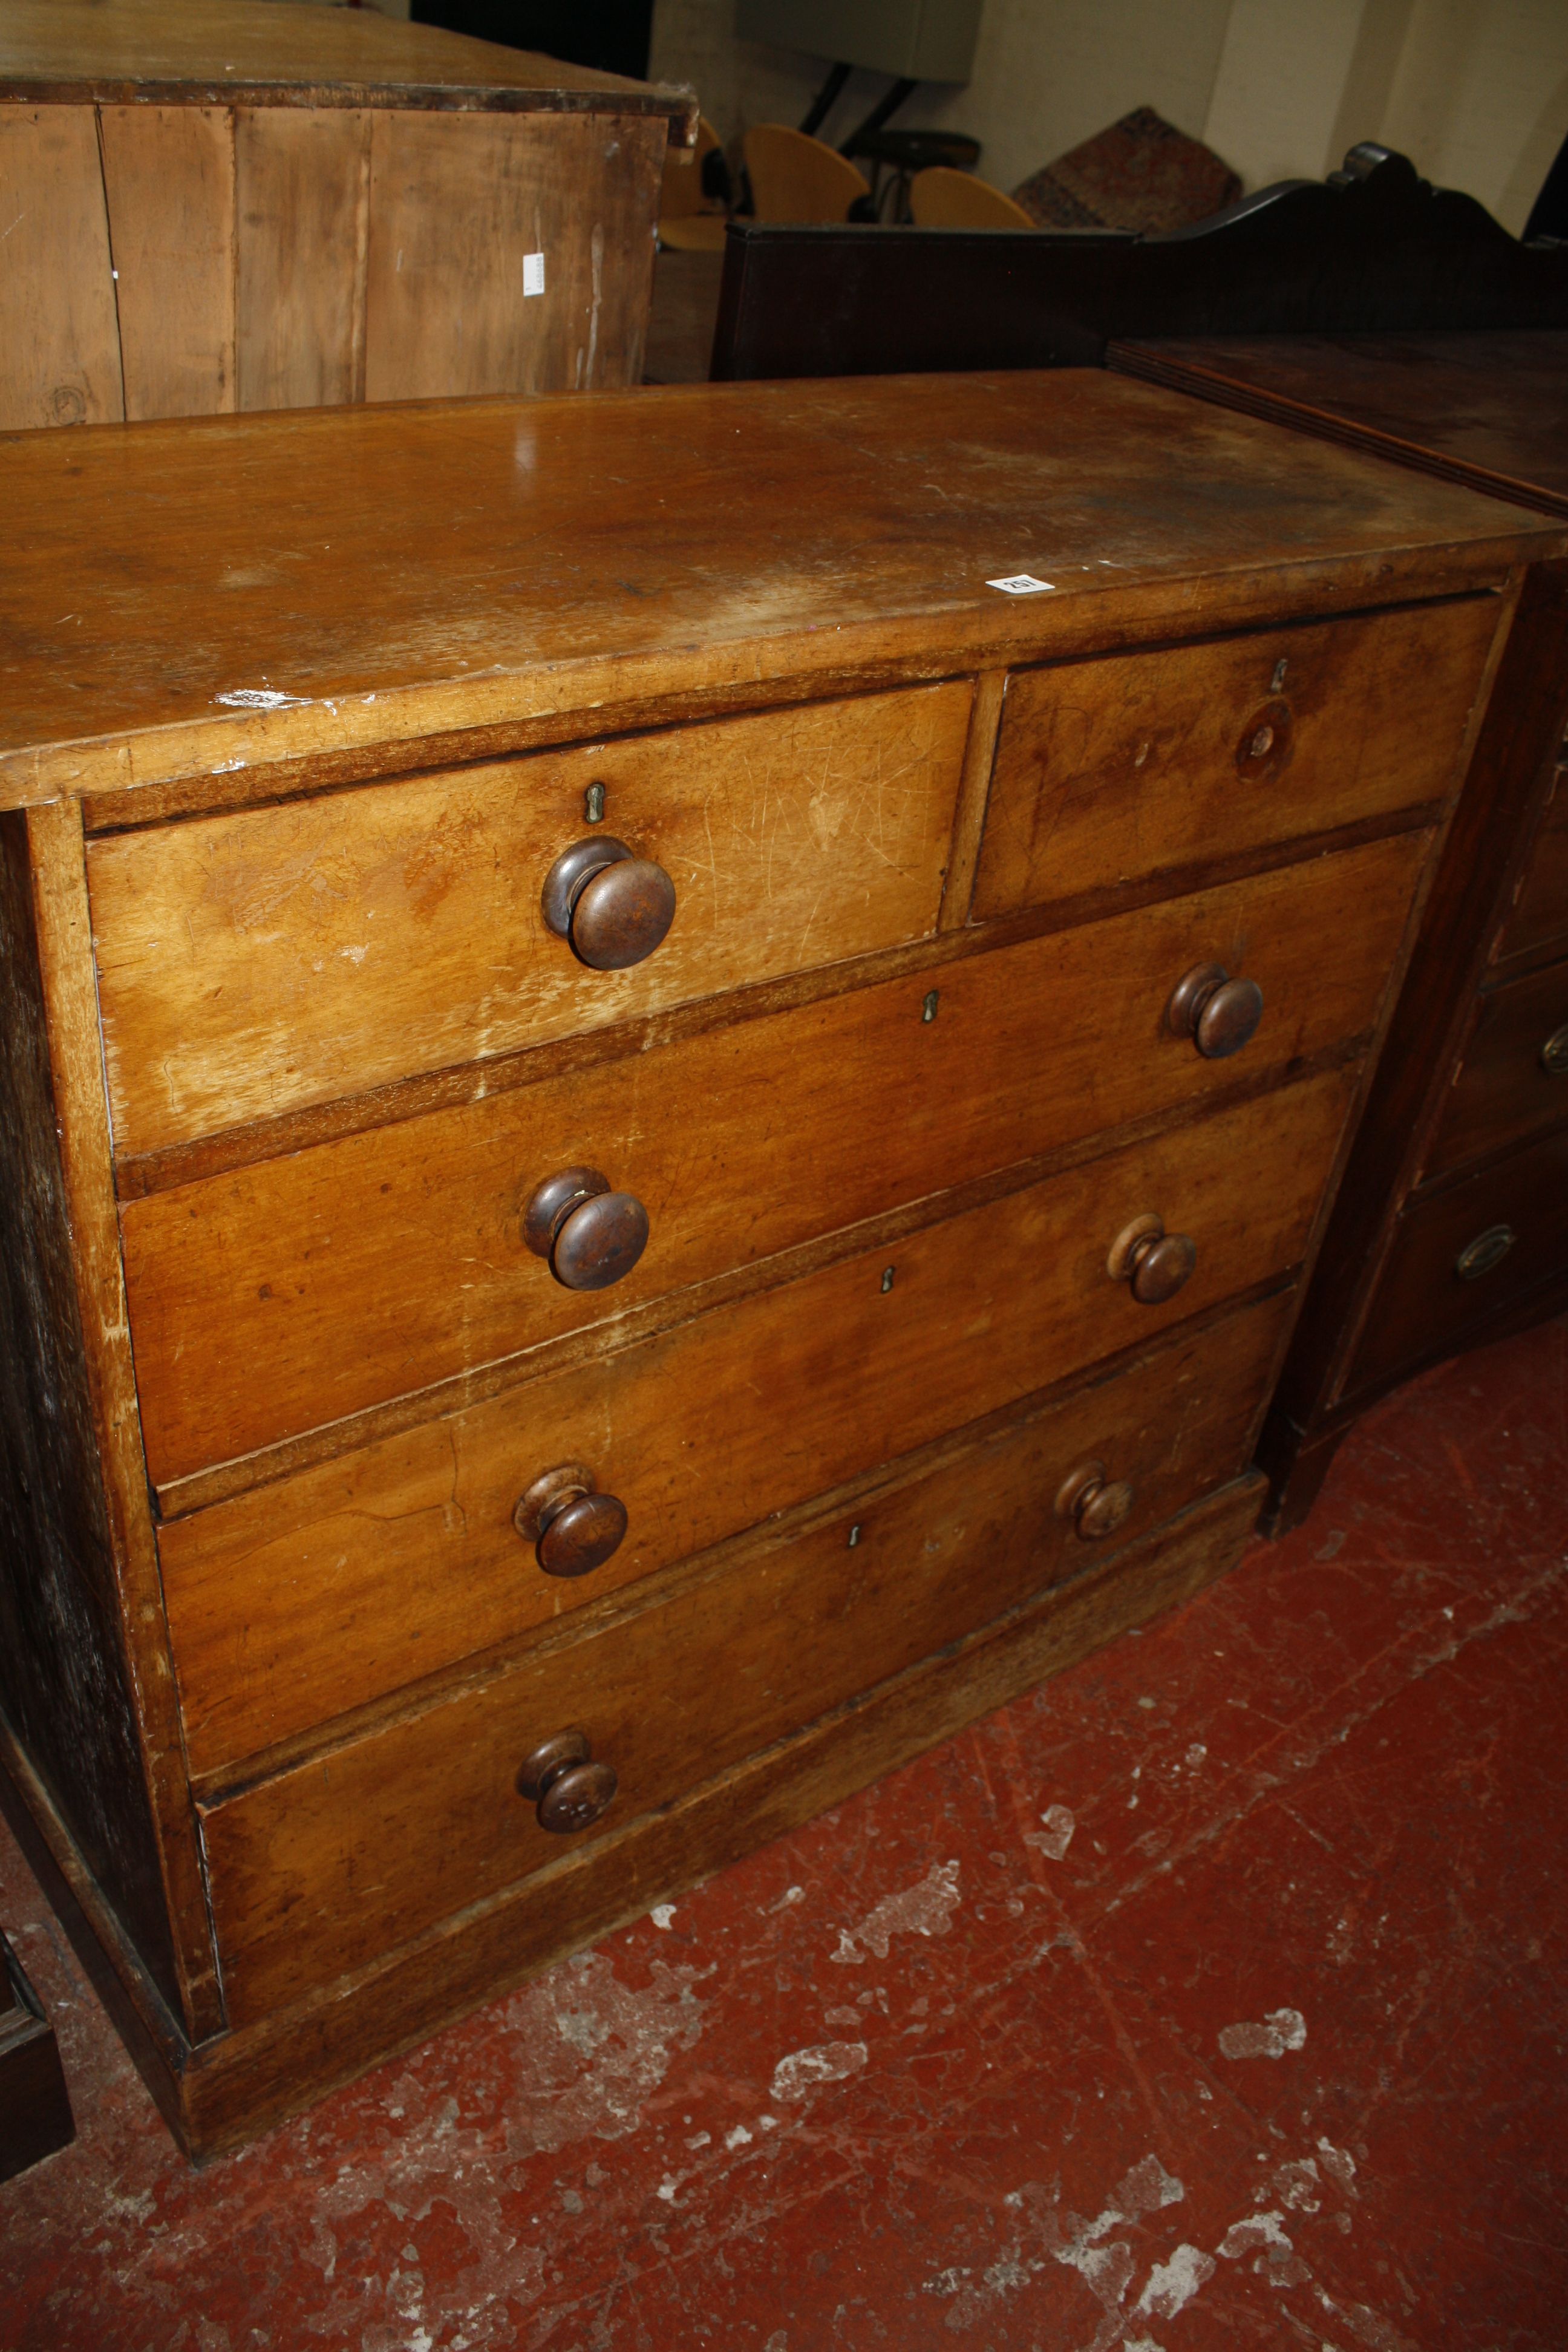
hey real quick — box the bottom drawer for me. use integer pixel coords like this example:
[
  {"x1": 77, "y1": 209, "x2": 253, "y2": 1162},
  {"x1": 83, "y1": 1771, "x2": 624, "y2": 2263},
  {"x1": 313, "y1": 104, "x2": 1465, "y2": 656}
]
[
  {"x1": 201, "y1": 1294, "x2": 1287, "y2": 2025},
  {"x1": 1346, "y1": 1123, "x2": 1568, "y2": 1396}
]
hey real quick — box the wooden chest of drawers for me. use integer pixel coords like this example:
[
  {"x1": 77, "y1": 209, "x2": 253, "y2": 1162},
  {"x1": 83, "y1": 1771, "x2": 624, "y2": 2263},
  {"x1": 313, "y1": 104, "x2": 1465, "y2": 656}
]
[
  {"x1": 2, "y1": 371, "x2": 1561, "y2": 2155},
  {"x1": 1112, "y1": 332, "x2": 1568, "y2": 1523}
]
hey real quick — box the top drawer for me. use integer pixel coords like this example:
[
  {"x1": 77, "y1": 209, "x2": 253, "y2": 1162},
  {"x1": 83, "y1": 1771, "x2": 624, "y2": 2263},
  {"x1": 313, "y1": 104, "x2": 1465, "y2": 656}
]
[
  {"x1": 86, "y1": 684, "x2": 973, "y2": 1157},
  {"x1": 972, "y1": 598, "x2": 1497, "y2": 920}
]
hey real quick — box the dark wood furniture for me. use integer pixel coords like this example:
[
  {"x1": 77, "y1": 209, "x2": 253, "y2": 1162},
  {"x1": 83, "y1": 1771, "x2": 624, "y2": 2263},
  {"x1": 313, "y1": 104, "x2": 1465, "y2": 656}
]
[
  {"x1": 1, "y1": 1930, "x2": 75, "y2": 2180},
  {"x1": 0, "y1": 0, "x2": 693, "y2": 430},
  {"x1": 708, "y1": 146, "x2": 1568, "y2": 384},
  {"x1": 1110, "y1": 332, "x2": 1568, "y2": 1525},
  {"x1": 2, "y1": 371, "x2": 1561, "y2": 2155}
]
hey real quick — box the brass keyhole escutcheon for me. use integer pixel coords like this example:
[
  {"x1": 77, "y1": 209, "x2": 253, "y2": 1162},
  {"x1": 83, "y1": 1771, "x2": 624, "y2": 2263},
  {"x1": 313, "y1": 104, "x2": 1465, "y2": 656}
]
[{"x1": 1455, "y1": 1223, "x2": 1515, "y2": 1282}]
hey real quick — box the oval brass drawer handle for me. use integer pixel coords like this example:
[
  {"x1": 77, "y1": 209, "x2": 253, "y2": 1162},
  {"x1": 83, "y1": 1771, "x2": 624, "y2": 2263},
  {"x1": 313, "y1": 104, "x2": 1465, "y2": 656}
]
[
  {"x1": 524, "y1": 1166, "x2": 649, "y2": 1291},
  {"x1": 514, "y1": 1463, "x2": 629, "y2": 1578},
  {"x1": 1541, "y1": 1021, "x2": 1568, "y2": 1076},
  {"x1": 1108, "y1": 1211, "x2": 1197, "y2": 1304},
  {"x1": 542, "y1": 836, "x2": 676, "y2": 970},
  {"x1": 1055, "y1": 1459, "x2": 1135, "y2": 1541},
  {"x1": 1455, "y1": 1223, "x2": 1515, "y2": 1281},
  {"x1": 1166, "y1": 961, "x2": 1264, "y2": 1060},
  {"x1": 517, "y1": 1730, "x2": 618, "y2": 1835}
]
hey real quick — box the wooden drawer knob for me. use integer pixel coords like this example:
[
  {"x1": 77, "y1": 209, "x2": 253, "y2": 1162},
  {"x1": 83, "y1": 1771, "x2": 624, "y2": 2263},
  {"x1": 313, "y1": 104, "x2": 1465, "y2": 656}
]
[
  {"x1": 513, "y1": 1463, "x2": 629, "y2": 1578},
  {"x1": 1054, "y1": 1459, "x2": 1135, "y2": 1541},
  {"x1": 1166, "y1": 962, "x2": 1264, "y2": 1059},
  {"x1": 523, "y1": 1166, "x2": 649, "y2": 1291},
  {"x1": 1455, "y1": 1223, "x2": 1515, "y2": 1281},
  {"x1": 1108, "y1": 1211, "x2": 1197, "y2": 1304},
  {"x1": 541, "y1": 837, "x2": 676, "y2": 970},
  {"x1": 1541, "y1": 1021, "x2": 1568, "y2": 1076},
  {"x1": 517, "y1": 1730, "x2": 618, "y2": 1835}
]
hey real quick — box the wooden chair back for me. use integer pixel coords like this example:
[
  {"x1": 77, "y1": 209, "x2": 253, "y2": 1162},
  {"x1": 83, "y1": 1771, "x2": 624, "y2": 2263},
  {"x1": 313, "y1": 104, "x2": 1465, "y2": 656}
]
[
  {"x1": 743, "y1": 125, "x2": 871, "y2": 224},
  {"x1": 909, "y1": 167, "x2": 1033, "y2": 229}
]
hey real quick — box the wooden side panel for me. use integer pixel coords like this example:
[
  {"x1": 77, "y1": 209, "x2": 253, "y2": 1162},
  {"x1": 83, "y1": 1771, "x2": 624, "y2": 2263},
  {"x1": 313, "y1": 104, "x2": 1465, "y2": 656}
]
[
  {"x1": 200, "y1": 1351, "x2": 1272, "y2": 2024},
  {"x1": 0, "y1": 107, "x2": 123, "y2": 431},
  {"x1": 88, "y1": 686, "x2": 973, "y2": 1156},
  {"x1": 975, "y1": 598, "x2": 1498, "y2": 920},
  {"x1": 235, "y1": 108, "x2": 371, "y2": 414},
  {"x1": 0, "y1": 815, "x2": 180, "y2": 2014},
  {"x1": 162, "y1": 1179, "x2": 1304, "y2": 1775},
  {"x1": 122, "y1": 835, "x2": 1423, "y2": 1488},
  {"x1": 363, "y1": 108, "x2": 662, "y2": 400},
  {"x1": 99, "y1": 105, "x2": 236, "y2": 422}
]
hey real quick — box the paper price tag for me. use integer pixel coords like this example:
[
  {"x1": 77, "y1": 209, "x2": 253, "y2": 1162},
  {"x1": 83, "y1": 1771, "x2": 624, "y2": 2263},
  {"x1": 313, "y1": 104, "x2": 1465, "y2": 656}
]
[
  {"x1": 523, "y1": 252, "x2": 546, "y2": 298},
  {"x1": 986, "y1": 574, "x2": 1054, "y2": 595}
]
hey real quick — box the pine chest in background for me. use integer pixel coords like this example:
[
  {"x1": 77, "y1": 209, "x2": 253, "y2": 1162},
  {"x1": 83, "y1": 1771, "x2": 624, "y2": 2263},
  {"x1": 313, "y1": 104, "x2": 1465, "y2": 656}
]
[{"x1": 1, "y1": 370, "x2": 1560, "y2": 2155}]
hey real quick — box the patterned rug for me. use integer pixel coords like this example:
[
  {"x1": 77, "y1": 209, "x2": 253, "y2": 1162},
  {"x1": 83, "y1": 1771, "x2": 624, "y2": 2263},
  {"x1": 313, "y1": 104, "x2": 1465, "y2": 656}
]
[{"x1": 1013, "y1": 105, "x2": 1241, "y2": 234}]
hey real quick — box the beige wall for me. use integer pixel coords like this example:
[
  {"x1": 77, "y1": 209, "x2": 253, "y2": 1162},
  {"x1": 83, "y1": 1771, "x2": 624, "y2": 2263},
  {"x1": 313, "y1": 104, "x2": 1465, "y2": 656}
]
[{"x1": 650, "y1": 0, "x2": 1568, "y2": 232}]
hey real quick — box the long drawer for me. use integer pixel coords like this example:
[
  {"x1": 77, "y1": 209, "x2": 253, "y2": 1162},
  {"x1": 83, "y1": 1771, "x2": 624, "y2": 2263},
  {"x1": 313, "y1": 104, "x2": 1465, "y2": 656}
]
[
  {"x1": 1491, "y1": 758, "x2": 1568, "y2": 968},
  {"x1": 1344, "y1": 1122, "x2": 1568, "y2": 1398},
  {"x1": 125, "y1": 832, "x2": 1423, "y2": 1486},
  {"x1": 87, "y1": 684, "x2": 975, "y2": 1157},
  {"x1": 972, "y1": 598, "x2": 1495, "y2": 919},
  {"x1": 162, "y1": 1083, "x2": 1332, "y2": 1773},
  {"x1": 1423, "y1": 953, "x2": 1568, "y2": 1180},
  {"x1": 197, "y1": 1299, "x2": 1281, "y2": 2024}
]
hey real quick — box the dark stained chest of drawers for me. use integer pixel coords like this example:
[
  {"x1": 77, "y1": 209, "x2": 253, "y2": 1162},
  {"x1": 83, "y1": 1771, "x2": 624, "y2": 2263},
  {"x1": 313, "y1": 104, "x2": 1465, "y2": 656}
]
[
  {"x1": 1112, "y1": 332, "x2": 1568, "y2": 1524},
  {"x1": 2, "y1": 371, "x2": 1562, "y2": 2154}
]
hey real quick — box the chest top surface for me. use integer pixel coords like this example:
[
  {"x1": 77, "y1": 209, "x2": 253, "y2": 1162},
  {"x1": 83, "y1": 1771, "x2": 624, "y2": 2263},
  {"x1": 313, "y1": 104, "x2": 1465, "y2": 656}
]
[
  {"x1": 3, "y1": 368, "x2": 1564, "y2": 809},
  {"x1": 1112, "y1": 332, "x2": 1568, "y2": 520},
  {"x1": 0, "y1": 0, "x2": 691, "y2": 116}
]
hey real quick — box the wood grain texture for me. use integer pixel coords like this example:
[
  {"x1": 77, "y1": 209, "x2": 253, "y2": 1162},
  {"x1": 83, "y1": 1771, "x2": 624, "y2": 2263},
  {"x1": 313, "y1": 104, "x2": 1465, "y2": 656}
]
[
  {"x1": 0, "y1": 106, "x2": 123, "y2": 431},
  {"x1": 974, "y1": 598, "x2": 1498, "y2": 918},
  {"x1": 160, "y1": 1160, "x2": 1306, "y2": 1775},
  {"x1": 0, "y1": 1, "x2": 694, "y2": 125},
  {"x1": 7, "y1": 804, "x2": 222, "y2": 2040},
  {"x1": 1492, "y1": 760, "x2": 1568, "y2": 970},
  {"x1": 122, "y1": 836, "x2": 1422, "y2": 1488},
  {"x1": 2, "y1": 373, "x2": 1556, "y2": 813},
  {"x1": 235, "y1": 106, "x2": 370, "y2": 413},
  {"x1": 98, "y1": 103, "x2": 236, "y2": 422},
  {"x1": 1422, "y1": 953, "x2": 1568, "y2": 1181},
  {"x1": 363, "y1": 109, "x2": 664, "y2": 402},
  {"x1": 938, "y1": 668, "x2": 1004, "y2": 930},
  {"x1": 87, "y1": 685, "x2": 972, "y2": 1154},
  {"x1": 200, "y1": 1374, "x2": 1271, "y2": 2022}
]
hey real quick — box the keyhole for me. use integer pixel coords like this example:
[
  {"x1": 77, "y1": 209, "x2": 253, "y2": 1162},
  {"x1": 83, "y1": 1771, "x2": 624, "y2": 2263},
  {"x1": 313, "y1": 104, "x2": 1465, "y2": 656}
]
[
  {"x1": 1270, "y1": 658, "x2": 1288, "y2": 691},
  {"x1": 584, "y1": 782, "x2": 606, "y2": 823},
  {"x1": 1249, "y1": 724, "x2": 1275, "y2": 759}
]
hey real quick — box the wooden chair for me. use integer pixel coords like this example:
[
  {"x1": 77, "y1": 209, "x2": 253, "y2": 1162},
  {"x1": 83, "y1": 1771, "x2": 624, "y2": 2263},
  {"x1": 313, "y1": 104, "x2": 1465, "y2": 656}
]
[
  {"x1": 743, "y1": 124, "x2": 871, "y2": 224},
  {"x1": 909, "y1": 166, "x2": 1032, "y2": 229},
  {"x1": 659, "y1": 113, "x2": 728, "y2": 252}
]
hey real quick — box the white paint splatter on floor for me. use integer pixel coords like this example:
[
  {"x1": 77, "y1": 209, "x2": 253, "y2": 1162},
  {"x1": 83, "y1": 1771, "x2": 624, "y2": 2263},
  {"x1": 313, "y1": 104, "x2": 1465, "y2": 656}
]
[
  {"x1": 1218, "y1": 2007, "x2": 1307, "y2": 2059},
  {"x1": 769, "y1": 2040, "x2": 869, "y2": 2101},
  {"x1": 830, "y1": 1859, "x2": 962, "y2": 1962}
]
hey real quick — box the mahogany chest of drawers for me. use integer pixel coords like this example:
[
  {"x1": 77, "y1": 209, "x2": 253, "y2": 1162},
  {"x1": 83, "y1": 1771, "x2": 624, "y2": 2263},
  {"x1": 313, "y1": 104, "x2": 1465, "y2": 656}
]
[
  {"x1": 1113, "y1": 331, "x2": 1568, "y2": 1523},
  {"x1": 2, "y1": 371, "x2": 1561, "y2": 2155}
]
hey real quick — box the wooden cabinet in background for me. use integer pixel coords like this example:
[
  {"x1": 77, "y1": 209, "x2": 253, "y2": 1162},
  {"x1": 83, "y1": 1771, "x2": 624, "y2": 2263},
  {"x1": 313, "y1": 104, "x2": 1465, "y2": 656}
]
[
  {"x1": 1112, "y1": 332, "x2": 1568, "y2": 1524},
  {"x1": 0, "y1": 0, "x2": 693, "y2": 430},
  {"x1": 1, "y1": 370, "x2": 1562, "y2": 2155}
]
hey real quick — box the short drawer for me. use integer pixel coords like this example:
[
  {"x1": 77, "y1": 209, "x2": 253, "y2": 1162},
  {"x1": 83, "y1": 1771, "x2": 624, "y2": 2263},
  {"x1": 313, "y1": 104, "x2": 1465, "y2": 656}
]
[
  {"x1": 198, "y1": 1301, "x2": 1279, "y2": 2024},
  {"x1": 87, "y1": 684, "x2": 975, "y2": 1157},
  {"x1": 1344, "y1": 1124, "x2": 1568, "y2": 1398},
  {"x1": 125, "y1": 832, "x2": 1421, "y2": 1486},
  {"x1": 162, "y1": 1083, "x2": 1329, "y2": 1772},
  {"x1": 1423, "y1": 955, "x2": 1568, "y2": 1181},
  {"x1": 1491, "y1": 760, "x2": 1568, "y2": 968},
  {"x1": 972, "y1": 597, "x2": 1495, "y2": 920}
]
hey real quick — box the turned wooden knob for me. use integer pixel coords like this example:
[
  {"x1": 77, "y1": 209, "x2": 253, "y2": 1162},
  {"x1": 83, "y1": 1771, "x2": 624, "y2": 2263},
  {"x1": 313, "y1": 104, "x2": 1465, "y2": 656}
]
[
  {"x1": 513, "y1": 1463, "x2": 628, "y2": 1578},
  {"x1": 523, "y1": 1166, "x2": 648, "y2": 1291},
  {"x1": 1166, "y1": 962, "x2": 1264, "y2": 1059},
  {"x1": 541, "y1": 837, "x2": 676, "y2": 970},
  {"x1": 1054, "y1": 1459, "x2": 1135, "y2": 1541},
  {"x1": 1108, "y1": 1211, "x2": 1197, "y2": 1304},
  {"x1": 516, "y1": 1730, "x2": 618, "y2": 1835}
]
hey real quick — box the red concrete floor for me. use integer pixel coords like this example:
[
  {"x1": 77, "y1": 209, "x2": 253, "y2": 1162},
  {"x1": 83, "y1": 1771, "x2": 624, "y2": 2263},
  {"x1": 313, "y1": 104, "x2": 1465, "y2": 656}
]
[{"x1": 2, "y1": 1313, "x2": 1566, "y2": 2352}]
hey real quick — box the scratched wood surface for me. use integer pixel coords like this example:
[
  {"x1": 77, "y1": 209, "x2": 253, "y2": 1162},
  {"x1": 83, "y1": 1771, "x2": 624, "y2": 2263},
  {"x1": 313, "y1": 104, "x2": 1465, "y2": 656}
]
[
  {"x1": 975, "y1": 596, "x2": 1497, "y2": 918},
  {"x1": 87, "y1": 685, "x2": 972, "y2": 1154},
  {"x1": 4, "y1": 372, "x2": 1560, "y2": 810},
  {"x1": 235, "y1": 108, "x2": 370, "y2": 413},
  {"x1": 0, "y1": 107, "x2": 123, "y2": 429},
  {"x1": 161, "y1": 1209, "x2": 1303, "y2": 1778},
  {"x1": 198, "y1": 1350, "x2": 1279, "y2": 2024},
  {"x1": 122, "y1": 836, "x2": 1422, "y2": 1489}
]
